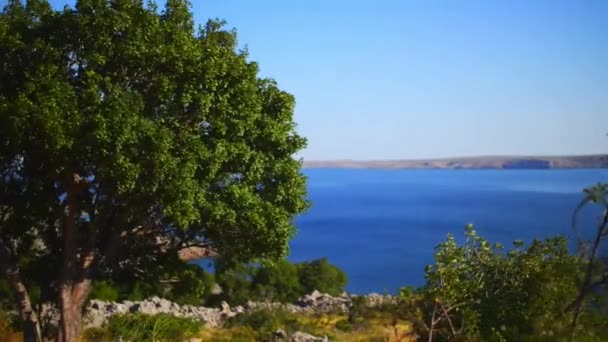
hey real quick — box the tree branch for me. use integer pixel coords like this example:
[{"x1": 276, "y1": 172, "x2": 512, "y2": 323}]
[
  {"x1": 570, "y1": 208, "x2": 608, "y2": 328},
  {"x1": 439, "y1": 302, "x2": 458, "y2": 340}
]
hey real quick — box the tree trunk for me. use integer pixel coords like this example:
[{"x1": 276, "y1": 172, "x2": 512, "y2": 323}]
[
  {"x1": 58, "y1": 280, "x2": 91, "y2": 342},
  {"x1": 57, "y1": 171, "x2": 91, "y2": 342},
  {"x1": 6, "y1": 269, "x2": 42, "y2": 342},
  {"x1": 0, "y1": 240, "x2": 41, "y2": 341}
]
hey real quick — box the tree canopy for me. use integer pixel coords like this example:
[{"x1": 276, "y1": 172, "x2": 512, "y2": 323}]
[{"x1": 0, "y1": 0, "x2": 308, "y2": 340}]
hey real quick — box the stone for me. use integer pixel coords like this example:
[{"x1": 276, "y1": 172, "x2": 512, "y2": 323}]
[
  {"x1": 273, "y1": 329, "x2": 289, "y2": 340},
  {"x1": 292, "y1": 331, "x2": 328, "y2": 342},
  {"x1": 210, "y1": 283, "x2": 223, "y2": 295},
  {"x1": 79, "y1": 291, "x2": 396, "y2": 332},
  {"x1": 220, "y1": 301, "x2": 230, "y2": 314}
]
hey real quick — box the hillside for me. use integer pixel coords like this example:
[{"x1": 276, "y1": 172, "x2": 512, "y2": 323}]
[{"x1": 303, "y1": 155, "x2": 608, "y2": 169}]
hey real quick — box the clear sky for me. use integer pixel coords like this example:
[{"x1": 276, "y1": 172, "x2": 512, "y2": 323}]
[{"x1": 35, "y1": 1, "x2": 608, "y2": 159}]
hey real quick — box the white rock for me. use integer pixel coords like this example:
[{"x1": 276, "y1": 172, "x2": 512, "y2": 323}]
[{"x1": 292, "y1": 331, "x2": 328, "y2": 342}]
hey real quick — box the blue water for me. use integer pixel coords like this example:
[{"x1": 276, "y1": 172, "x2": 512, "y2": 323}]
[{"x1": 288, "y1": 169, "x2": 608, "y2": 294}]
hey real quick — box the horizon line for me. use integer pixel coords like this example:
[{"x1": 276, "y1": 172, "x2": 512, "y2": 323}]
[{"x1": 301, "y1": 153, "x2": 608, "y2": 163}]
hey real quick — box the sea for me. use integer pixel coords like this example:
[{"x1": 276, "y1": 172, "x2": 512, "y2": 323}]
[{"x1": 287, "y1": 168, "x2": 608, "y2": 294}]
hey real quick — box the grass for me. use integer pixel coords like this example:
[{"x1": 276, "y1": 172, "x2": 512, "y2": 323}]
[
  {"x1": 209, "y1": 309, "x2": 415, "y2": 342},
  {"x1": 82, "y1": 313, "x2": 204, "y2": 342},
  {"x1": 81, "y1": 306, "x2": 416, "y2": 341}
]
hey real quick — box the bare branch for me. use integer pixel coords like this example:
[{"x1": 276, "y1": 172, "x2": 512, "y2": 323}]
[{"x1": 439, "y1": 302, "x2": 458, "y2": 340}]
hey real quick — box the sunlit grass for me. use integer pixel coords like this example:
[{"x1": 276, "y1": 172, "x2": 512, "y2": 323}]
[{"x1": 199, "y1": 310, "x2": 415, "y2": 342}]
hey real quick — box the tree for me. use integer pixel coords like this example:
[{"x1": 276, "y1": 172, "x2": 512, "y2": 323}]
[
  {"x1": 298, "y1": 258, "x2": 348, "y2": 296},
  {"x1": 209, "y1": 258, "x2": 348, "y2": 305},
  {"x1": 251, "y1": 260, "x2": 302, "y2": 303},
  {"x1": 0, "y1": 0, "x2": 308, "y2": 340}
]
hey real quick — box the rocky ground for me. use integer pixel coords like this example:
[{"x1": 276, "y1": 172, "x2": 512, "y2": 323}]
[{"x1": 81, "y1": 291, "x2": 398, "y2": 341}]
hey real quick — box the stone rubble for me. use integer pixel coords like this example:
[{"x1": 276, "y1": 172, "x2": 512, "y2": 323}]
[{"x1": 83, "y1": 290, "x2": 398, "y2": 330}]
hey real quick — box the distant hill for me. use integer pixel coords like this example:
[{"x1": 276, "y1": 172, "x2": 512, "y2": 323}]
[{"x1": 302, "y1": 155, "x2": 608, "y2": 169}]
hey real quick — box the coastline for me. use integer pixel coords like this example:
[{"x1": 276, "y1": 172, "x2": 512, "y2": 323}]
[{"x1": 302, "y1": 154, "x2": 608, "y2": 170}]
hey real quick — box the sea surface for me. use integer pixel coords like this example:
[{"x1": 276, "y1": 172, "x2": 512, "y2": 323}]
[{"x1": 288, "y1": 169, "x2": 608, "y2": 294}]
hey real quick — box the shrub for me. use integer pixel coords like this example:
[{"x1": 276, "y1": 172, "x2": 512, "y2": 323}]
[
  {"x1": 225, "y1": 309, "x2": 285, "y2": 335},
  {"x1": 347, "y1": 296, "x2": 368, "y2": 325},
  {"x1": 90, "y1": 264, "x2": 217, "y2": 305},
  {"x1": 125, "y1": 281, "x2": 162, "y2": 302},
  {"x1": 212, "y1": 258, "x2": 348, "y2": 306},
  {"x1": 419, "y1": 225, "x2": 580, "y2": 341},
  {"x1": 90, "y1": 281, "x2": 120, "y2": 302},
  {"x1": 208, "y1": 263, "x2": 255, "y2": 306},
  {"x1": 298, "y1": 258, "x2": 347, "y2": 296},
  {"x1": 251, "y1": 260, "x2": 303, "y2": 302},
  {"x1": 224, "y1": 309, "x2": 328, "y2": 340},
  {"x1": 168, "y1": 265, "x2": 216, "y2": 306}
]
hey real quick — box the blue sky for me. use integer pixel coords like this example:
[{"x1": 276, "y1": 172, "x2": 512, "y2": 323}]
[{"x1": 35, "y1": 1, "x2": 608, "y2": 159}]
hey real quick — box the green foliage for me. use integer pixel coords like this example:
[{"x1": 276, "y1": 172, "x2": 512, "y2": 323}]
[
  {"x1": 224, "y1": 309, "x2": 289, "y2": 337},
  {"x1": 209, "y1": 263, "x2": 256, "y2": 306},
  {"x1": 298, "y1": 258, "x2": 348, "y2": 296},
  {"x1": 124, "y1": 281, "x2": 160, "y2": 302},
  {"x1": 89, "y1": 264, "x2": 216, "y2": 306},
  {"x1": 0, "y1": 0, "x2": 307, "y2": 337},
  {"x1": 212, "y1": 258, "x2": 347, "y2": 305},
  {"x1": 90, "y1": 281, "x2": 120, "y2": 302},
  {"x1": 0, "y1": 1, "x2": 307, "y2": 338},
  {"x1": 419, "y1": 225, "x2": 581, "y2": 341},
  {"x1": 168, "y1": 265, "x2": 216, "y2": 305},
  {"x1": 224, "y1": 309, "x2": 330, "y2": 341},
  {"x1": 103, "y1": 313, "x2": 203, "y2": 342},
  {"x1": 88, "y1": 257, "x2": 347, "y2": 308},
  {"x1": 347, "y1": 296, "x2": 368, "y2": 326},
  {"x1": 251, "y1": 260, "x2": 303, "y2": 303},
  {"x1": 571, "y1": 183, "x2": 608, "y2": 333}
]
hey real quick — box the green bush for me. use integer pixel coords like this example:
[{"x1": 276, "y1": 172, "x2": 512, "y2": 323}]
[
  {"x1": 87, "y1": 264, "x2": 216, "y2": 306},
  {"x1": 298, "y1": 258, "x2": 348, "y2": 296},
  {"x1": 169, "y1": 265, "x2": 216, "y2": 305},
  {"x1": 85, "y1": 257, "x2": 347, "y2": 308},
  {"x1": 90, "y1": 281, "x2": 120, "y2": 302},
  {"x1": 251, "y1": 260, "x2": 303, "y2": 303},
  {"x1": 208, "y1": 263, "x2": 255, "y2": 306},
  {"x1": 418, "y1": 225, "x2": 581, "y2": 341},
  {"x1": 224, "y1": 309, "x2": 313, "y2": 340},
  {"x1": 106, "y1": 313, "x2": 203, "y2": 342},
  {"x1": 347, "y1": 296, "x2": 368, "y2": 326},
  {"x1": 213, "y1": 258, "x2": 348, "y2": 305},
  {"x1": 225, "y1": 309, "x2": 284, "y2": 335}
]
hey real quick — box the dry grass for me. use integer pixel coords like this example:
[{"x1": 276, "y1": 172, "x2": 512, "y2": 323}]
[{"x1": 200, "y1": 311, "x2": 416, "y2": 342}]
